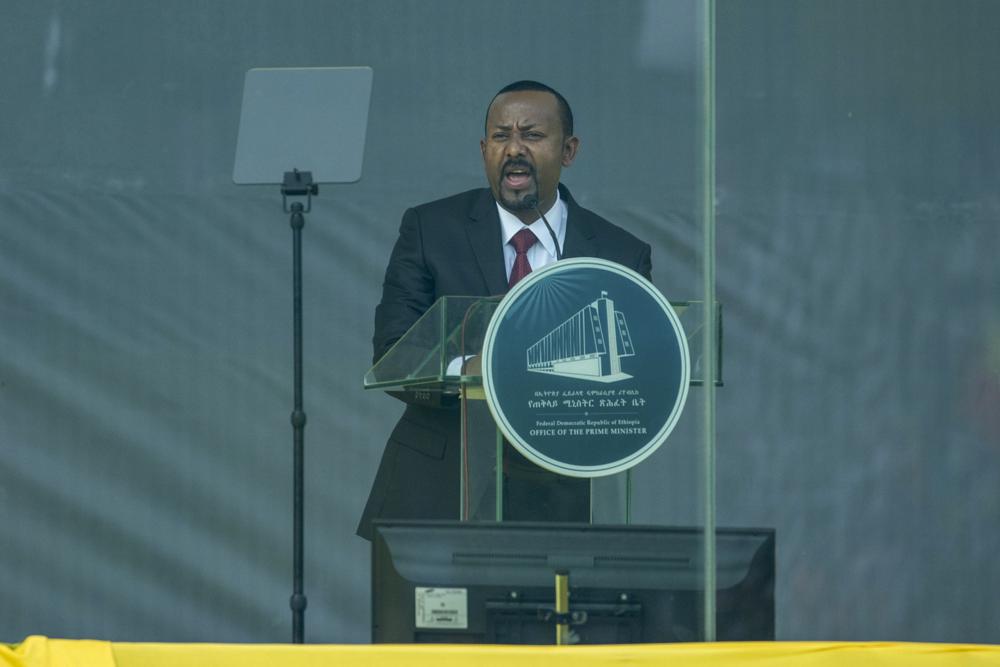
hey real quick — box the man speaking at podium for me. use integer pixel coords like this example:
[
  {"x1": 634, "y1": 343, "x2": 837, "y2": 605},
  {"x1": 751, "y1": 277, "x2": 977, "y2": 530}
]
[{"x1": 358, "y1": 80, "x2": 651, "y2": 540}]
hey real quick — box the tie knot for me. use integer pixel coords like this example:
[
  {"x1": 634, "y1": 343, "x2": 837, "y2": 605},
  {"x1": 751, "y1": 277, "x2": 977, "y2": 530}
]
[{"x1": 510, "y1": 227, "x2": 538, "y2": 254}]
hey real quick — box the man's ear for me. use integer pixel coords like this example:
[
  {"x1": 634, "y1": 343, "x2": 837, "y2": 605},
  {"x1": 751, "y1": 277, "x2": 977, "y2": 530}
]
[{"x1": 562, "y1": 136, "x2": 580, "y2": 167}]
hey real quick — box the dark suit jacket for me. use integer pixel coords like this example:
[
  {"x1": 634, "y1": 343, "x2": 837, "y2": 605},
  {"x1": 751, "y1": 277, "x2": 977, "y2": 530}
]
[{"x1": 357, "y1": 184, "x2": 651, "y2": 540}]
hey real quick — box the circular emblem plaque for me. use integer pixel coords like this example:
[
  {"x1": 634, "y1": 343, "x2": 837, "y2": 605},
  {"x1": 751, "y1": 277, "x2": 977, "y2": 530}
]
[{"x1": 482, "y1": 258, "x2": 690, "y2": 477}]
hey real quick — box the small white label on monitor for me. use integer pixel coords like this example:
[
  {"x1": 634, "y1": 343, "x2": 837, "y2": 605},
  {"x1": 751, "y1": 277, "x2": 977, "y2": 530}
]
[{"x1": 415, "y1": 587, "x2": 468, "y2": 629}]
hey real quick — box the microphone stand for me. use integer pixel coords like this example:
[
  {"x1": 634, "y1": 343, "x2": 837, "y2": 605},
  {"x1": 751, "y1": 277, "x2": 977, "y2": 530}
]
[
  {"x1": 533, "y1": 201, "x2": 562, "y2": 261},
  {"x1": 282, "y1": 168, "x2": 316, "y2": 643},
  {"x1": 526, "y1": 185, "x2": 562, "y2": 261}
]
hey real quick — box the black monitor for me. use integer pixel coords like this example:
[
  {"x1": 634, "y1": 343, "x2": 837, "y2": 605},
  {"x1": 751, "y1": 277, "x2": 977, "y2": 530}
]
[{"x1": 372, "y1": 520, "x2": 774, "y2": 644}]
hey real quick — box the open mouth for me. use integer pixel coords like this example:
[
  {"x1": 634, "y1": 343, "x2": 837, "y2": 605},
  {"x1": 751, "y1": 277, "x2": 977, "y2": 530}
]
[{"x1": 502, "y1": 162, "x2": 533, "y2": 190}]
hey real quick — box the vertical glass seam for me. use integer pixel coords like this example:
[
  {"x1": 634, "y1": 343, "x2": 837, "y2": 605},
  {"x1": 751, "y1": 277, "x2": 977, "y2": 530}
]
[{"x1": 700, "y1": 0, "x2": 718, "y2": 642}]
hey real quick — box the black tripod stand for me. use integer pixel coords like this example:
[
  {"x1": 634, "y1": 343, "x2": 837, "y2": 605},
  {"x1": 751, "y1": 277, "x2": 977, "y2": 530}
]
[{"x1": 282, "y1": 169, "x2": 317, "y2": 644}]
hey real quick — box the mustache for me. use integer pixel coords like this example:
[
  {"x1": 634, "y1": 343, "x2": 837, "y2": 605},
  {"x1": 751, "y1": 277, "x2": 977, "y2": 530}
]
[{"x1": 502, "y1": 159, "x2": 535, "y2": 175}]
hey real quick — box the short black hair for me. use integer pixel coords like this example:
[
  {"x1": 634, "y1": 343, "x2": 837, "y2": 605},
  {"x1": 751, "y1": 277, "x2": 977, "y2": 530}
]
[{"x1": 485, "y1": 80, "x2": 574, "y2": 137}]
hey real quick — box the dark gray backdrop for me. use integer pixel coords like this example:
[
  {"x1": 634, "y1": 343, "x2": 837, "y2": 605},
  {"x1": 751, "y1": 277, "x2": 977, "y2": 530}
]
[{"x1": 1, "y1": 0, "x2": 997, "y2": 644}]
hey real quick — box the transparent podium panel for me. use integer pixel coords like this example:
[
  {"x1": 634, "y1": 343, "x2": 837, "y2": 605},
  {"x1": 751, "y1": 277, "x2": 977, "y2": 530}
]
[
  {"x1": 363, "y1": 295, "x2": 501, "y2": 395},
  {"x1": 590, "y1": 472, "x2": 630, "y2": 523},
  {"x1": 460, "y1": 394, "x2": 502, "y2": 521},
  {"x1": 674, "y1": 301, "x2": 724, "y2": 387},
  {"x1": 462, "y1": 396, "x2": 633, "y2": 524}
]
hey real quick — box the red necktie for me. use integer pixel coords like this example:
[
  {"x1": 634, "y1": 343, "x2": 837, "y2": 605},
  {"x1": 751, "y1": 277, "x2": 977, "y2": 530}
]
[{"x1": 508, "y1": 227, "x2": 538, "y2": 289}]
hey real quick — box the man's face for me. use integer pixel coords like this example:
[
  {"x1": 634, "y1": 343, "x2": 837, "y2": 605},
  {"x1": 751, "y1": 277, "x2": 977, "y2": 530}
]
[{"x1": 480, "y1": 90, "x2": 579, "y2": 223}]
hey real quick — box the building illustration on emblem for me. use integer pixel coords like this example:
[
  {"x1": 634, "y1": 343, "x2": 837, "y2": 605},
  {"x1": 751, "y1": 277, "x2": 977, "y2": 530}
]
[{"x1": 525, "y1": 291, "x2": 636, "y2": 383}]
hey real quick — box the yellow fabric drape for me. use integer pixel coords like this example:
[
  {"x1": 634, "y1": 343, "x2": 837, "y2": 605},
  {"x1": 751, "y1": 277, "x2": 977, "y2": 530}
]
[
  {"x1": 2, "y1": 637, "x2": 116, "y2": 667},
  {"x1": 4, "y1": 637, "x2": 1000, "y2": 667}
]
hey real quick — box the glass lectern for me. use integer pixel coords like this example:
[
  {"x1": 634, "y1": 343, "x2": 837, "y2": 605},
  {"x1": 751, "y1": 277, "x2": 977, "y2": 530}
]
[{"x1": 364, "y1": 295, "x2": 720, "y2": 525}]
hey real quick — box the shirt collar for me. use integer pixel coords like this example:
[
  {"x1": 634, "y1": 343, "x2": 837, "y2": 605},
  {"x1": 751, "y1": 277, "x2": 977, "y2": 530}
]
[{"x1": 496, "y1": 190, "x2": 566, "y2": 259}]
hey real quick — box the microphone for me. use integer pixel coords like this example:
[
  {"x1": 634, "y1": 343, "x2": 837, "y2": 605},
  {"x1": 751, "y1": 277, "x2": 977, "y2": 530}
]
[{"x1": 524, "y1": 182, "x2": 562, "y2": 261}]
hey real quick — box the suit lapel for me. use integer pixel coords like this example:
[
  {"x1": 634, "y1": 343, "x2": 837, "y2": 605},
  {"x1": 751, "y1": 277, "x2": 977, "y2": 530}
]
[
  {"x1": 465, "y1": 189, "x2": 509, "y2": 296},
  {"x1": 559, "y1": 185, "x2": 598, "y2": 260}
]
